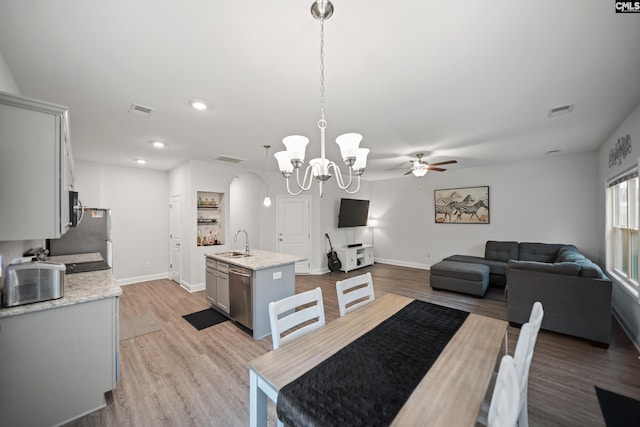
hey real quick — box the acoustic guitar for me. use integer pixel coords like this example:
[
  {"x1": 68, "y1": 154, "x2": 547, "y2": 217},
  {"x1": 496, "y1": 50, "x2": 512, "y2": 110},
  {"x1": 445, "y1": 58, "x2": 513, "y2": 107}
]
[{"x1": 325, "y1": 233, "x2": 342, "y2": 272}]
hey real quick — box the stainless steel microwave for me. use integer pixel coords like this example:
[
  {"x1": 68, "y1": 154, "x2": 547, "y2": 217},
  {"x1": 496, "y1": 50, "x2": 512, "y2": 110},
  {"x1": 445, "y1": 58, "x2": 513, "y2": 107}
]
[{"x1": 69, "y1": 191, "x2": 84, "y2": 227}]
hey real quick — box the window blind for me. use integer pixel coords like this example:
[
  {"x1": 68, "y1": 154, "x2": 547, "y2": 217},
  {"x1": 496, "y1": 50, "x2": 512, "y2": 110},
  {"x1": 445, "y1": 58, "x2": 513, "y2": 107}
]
[{"x1": 607, "y1": 167, "x2": 638, "y2": 188}]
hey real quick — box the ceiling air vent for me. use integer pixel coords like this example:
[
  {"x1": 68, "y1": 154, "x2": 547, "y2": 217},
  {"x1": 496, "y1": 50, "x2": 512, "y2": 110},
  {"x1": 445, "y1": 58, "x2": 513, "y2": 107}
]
[
  {"x1": 548, "y1": 104, "x2": 574, "y2": 118},
  {"x1": 128, "y1": 103, "x2": 154, "y2": 116},
  {"x1": 214, "y1": 155, "x2": 245, "y2": 164}
]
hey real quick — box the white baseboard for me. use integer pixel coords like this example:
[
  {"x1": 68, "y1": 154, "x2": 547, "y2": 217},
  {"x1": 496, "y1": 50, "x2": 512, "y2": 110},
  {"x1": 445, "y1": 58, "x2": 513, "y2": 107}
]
[
  {"x1": 311, "y1": 258, "x2": 430, "y2": 275},
  {"x1": 612, "y1": 306, "x2": 640, "y2": 352},
  {"x1": 374, "y1": 258, "x2": 430, "y2": 270},
  {"x1": 117, "y1": 272, "x2": 205, "y2": 293},
  {"x1": 117, "y1": 272, "x2": 170, "y2": 286},
  {"x1": 181, "y1": 281, "x2": 205, "y2": 293}
]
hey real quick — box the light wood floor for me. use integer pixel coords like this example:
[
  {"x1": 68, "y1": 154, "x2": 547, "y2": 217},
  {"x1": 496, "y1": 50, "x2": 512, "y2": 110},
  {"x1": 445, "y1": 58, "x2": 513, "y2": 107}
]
[{"x1": 66, "y1": 263, "x2": 640, "y2": 427}]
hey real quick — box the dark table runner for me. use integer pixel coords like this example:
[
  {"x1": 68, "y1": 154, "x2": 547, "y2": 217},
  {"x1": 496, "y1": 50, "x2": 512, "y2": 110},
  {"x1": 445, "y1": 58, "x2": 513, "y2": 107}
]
[{"x1": 276, "y1": 300, "x2": 469, "y2": 427}]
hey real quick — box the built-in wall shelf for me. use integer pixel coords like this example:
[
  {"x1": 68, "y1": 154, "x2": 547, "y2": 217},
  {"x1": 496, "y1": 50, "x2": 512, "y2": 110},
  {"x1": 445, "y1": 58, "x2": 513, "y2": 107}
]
[{"x1": 197, "y1": 191, "x2": 225, "y2": 246}]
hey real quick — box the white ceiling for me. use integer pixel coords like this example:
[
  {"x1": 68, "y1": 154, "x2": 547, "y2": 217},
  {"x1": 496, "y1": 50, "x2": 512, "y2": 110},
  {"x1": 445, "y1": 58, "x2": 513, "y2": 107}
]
[{"x1": 1, "y1": 1, "x2": 639, "y2": 180}]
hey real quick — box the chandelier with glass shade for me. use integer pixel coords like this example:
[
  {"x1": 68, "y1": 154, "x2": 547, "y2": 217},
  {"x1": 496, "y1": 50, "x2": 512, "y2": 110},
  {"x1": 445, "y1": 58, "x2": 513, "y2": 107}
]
[{"x1": 274, "y1": 0, "x2": 369, "y2": 198}]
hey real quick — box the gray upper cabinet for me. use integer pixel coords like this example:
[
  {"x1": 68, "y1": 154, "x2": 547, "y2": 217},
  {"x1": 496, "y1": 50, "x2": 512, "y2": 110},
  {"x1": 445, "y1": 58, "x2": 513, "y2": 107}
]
[{"x1": 0, "y1": 91, "x2": 74, "y2": 241}]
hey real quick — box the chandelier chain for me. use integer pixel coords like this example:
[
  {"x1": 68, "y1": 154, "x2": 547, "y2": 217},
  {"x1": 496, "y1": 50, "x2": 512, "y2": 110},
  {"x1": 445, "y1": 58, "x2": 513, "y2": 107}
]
[{"x1": 319, "y1": 18, "x2": 327, "y2": 129}]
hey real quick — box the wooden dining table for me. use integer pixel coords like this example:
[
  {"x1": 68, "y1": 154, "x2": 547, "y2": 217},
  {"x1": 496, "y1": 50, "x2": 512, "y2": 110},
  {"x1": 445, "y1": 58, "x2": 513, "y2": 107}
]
[{"x1": 248, "y1": 293, "x2": 508, "y2": 427}]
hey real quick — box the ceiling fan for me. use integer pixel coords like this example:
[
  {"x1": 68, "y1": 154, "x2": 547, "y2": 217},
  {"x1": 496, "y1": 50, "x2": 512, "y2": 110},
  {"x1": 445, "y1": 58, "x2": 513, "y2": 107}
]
[
  {"x1": 405, "y1": 153, "x2": 458, "y2": 176},
  {"x1": 404, "y1": 153, "x2": 457, "y2": 177}
]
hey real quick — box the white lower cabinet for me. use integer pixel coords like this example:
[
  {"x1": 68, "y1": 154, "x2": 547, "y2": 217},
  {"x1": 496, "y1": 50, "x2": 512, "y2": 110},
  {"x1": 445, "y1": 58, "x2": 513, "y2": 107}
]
[
  {"x1": 335, "y1": 245, "x2": 375, "y2": 273},
  {"x1": 217, "y1": 269, "x2": 230, "y2": 313},
  {"x1": 206, "y1": 258, "x2": 230, "y2": 314},
  {"x1": 0, "y1": 296, "x2": 119, "y2": 427},
  {"x1": 206, "y1": 265, "x2": 217, "y2": 306}
]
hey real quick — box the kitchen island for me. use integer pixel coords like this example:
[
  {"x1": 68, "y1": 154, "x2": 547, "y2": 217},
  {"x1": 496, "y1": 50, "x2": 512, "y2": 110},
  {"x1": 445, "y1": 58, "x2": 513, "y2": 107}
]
[
  {"x1": 206, "y1": 249, "x2": 304, "y2": 340},
  {"x1": 0, "y1": 256, "x2": 121, "y2": 427}
]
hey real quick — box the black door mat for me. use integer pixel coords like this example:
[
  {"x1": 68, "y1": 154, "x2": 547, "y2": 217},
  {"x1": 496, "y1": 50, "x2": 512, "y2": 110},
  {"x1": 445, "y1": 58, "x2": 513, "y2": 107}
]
[
  {"x1": 596, "y1": 386, "x2": 640, "y2": 427},
  {"x1": 182, "y1": 308, "x2": 229, "y2": 331}
]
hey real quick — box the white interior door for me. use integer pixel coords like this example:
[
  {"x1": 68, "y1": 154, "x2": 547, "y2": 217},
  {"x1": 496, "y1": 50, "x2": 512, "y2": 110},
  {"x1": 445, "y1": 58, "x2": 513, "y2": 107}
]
[
  {"x1": 277, "y1": 196, "x2": 310, "y2": 274},
  {"x1": 170, "y1": 195, "x2": 181, "y2": 283}
]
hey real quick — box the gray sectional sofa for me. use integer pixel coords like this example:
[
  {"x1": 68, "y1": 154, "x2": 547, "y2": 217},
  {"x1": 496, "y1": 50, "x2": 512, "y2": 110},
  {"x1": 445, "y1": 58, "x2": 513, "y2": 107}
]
[{"x1": 430, "y1": 241, "x2": 613, "y2": 346}]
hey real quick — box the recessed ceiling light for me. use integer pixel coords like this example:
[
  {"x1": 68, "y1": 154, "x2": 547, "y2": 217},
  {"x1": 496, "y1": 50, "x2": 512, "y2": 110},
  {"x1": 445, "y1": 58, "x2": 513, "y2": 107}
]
[
  {"x1": 135, "y1": 159, "x2": 147, "y2": 165},
  {"x1": 151, "y1": 141, "x2": 165, "y2": 148},
  {"x1": 190, "y1": 100, "x2": 208, "y2": 111}
]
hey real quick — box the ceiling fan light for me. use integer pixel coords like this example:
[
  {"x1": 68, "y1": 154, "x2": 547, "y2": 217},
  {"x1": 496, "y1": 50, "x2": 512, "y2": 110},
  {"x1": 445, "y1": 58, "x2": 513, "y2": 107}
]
[
  {"x1": 412, "y1": 168, "x2": 428, "y2": 177},
  {"x1": 283, "y1": 135, "x2": 309, "y2": 165},
  {"x1": 274, "y1": 151, "x2": 294, "y2": 175},
  {"x1": 336, "y1": 133, "x2": 362, "y2": 164}
]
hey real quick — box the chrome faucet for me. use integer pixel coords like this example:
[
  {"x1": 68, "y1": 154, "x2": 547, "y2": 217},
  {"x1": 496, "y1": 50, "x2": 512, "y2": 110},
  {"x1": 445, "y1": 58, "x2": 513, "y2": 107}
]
[{"x1": 233, "y1": 229, "x2": 249, "y2": 254}]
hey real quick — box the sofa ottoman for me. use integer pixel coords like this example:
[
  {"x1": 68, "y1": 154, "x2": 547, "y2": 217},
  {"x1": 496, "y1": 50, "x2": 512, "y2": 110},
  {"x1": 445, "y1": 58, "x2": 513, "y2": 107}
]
[{"x1": 430, "y1": 260, "x2": 490, "y2": 297}]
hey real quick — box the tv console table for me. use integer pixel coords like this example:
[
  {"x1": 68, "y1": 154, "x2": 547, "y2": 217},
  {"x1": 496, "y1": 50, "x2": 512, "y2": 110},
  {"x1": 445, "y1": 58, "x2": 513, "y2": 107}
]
[{"x1": 335, "y1": 244, "x2": 374, "y2": 273}]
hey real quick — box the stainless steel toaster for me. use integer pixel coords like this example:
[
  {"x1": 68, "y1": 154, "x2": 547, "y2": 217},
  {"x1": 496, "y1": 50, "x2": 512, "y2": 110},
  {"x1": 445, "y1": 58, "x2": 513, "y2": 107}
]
[{"x1": 2, "y1": 261, "x2": 65, "y2": 307}]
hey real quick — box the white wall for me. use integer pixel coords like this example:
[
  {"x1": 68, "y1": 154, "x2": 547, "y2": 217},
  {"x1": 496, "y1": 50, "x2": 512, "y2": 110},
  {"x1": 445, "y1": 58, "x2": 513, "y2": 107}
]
[
  {"x1": 170, "y1": 160, "x2": 255, "y2": 289},
  {"x1": 229, "y1": 172, "x2": 264, "y2": 252},
  {"x1": 170, "y1": 160, "x2": 375, "y2": 284},
  {"x1": 0, "y1": 50, "x2": 19, "y2": 94},
  {"x1": 370, "y1": 152, "x2": 600, "y2": 269},
  {"x1": 74, "y1": 161, "x2": 169, "y2": 284},
  {"x1": 268, "y1": 173, "x2": 373, "y2": 274},
  {"x1": 598, "y1": 101, "x2": 640, "y2": 348},
  {"x1": 316, "y1": 180, "x2": 373, "y2": 273}
]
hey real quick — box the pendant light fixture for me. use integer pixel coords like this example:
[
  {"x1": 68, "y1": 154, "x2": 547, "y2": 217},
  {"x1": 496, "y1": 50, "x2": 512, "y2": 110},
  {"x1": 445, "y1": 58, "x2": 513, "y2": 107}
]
[
  {"x1": 263, "y1": 145, "x2": 272, "y2": 207},
  {"x1": 274, "y1": 0, "x2": 369, "y2": 198}
]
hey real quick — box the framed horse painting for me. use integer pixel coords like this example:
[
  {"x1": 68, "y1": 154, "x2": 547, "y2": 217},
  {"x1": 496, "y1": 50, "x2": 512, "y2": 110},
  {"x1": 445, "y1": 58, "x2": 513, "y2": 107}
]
[{"x1": 434, "y1": 186, "x2": 489, "y2": 224}]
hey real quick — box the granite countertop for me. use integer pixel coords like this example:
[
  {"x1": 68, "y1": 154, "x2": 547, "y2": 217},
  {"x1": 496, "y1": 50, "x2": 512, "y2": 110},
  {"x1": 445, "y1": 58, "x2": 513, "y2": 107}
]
[
  {"x1": 47, "y1": 252, "x2": 104, "y2": 264},
  {"x1": 0, "y1": 253, "x2": 121, "y2": 319},
  {"x1": 206, "y1": 249, "x2": 305, "y2": 270}
]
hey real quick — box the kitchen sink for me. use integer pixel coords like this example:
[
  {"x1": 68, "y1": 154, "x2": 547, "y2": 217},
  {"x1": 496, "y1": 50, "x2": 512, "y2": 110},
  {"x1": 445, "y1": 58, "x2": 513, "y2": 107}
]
[
  {"x1": 216, "y1": 251, "x2": 253, "y2": 258},
  {"x1": 231, "y1": 252, "x2": 253, "y2": 258}
]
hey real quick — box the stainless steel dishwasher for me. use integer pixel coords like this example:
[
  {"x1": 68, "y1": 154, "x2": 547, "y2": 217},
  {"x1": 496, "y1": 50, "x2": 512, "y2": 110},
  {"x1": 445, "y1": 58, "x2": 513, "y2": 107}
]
[{"x1": 229, "y1": 265, "x2": 253, "y2": 330}]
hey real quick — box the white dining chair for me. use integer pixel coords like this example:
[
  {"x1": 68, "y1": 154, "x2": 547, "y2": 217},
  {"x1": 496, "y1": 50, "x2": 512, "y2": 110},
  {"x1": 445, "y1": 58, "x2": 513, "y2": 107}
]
[
  {"x1": 268, "y1": 287, "x2": 325, "y2": 350},
  {"x1": 488, "y1": 355, "x2": 520, "y2": 427},
  {"x1": 479, "y1": 301, "x2": 544, "y2": 426},
  {"x1": 335, "y1": 272, "x2": 376, "y2": 317},
  {"x1": 513, "y1": 302, "x2": 544, "y2": 427},
  {"x1": 527, "y1": 301, "x2": 544, "y2": 335}
]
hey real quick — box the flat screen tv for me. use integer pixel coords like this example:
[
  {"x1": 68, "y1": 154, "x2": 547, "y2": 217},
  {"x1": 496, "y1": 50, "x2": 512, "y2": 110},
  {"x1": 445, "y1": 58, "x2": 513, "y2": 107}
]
[{"x1": 337, "y1": 198, "x2": 370, "y2": 228}]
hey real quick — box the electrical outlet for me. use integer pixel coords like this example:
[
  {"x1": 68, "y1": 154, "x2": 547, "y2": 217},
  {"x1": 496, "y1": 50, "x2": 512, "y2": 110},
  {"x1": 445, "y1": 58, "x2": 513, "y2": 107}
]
[{"x1": 143, "y1": 261, "x2": 151, "y2": 269}]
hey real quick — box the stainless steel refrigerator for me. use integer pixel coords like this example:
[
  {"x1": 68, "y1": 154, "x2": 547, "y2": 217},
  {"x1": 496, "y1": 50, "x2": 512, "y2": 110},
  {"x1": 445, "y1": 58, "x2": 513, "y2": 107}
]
[{"x1": 48, "y1": 208, "x2": 112, "y2": 272}]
